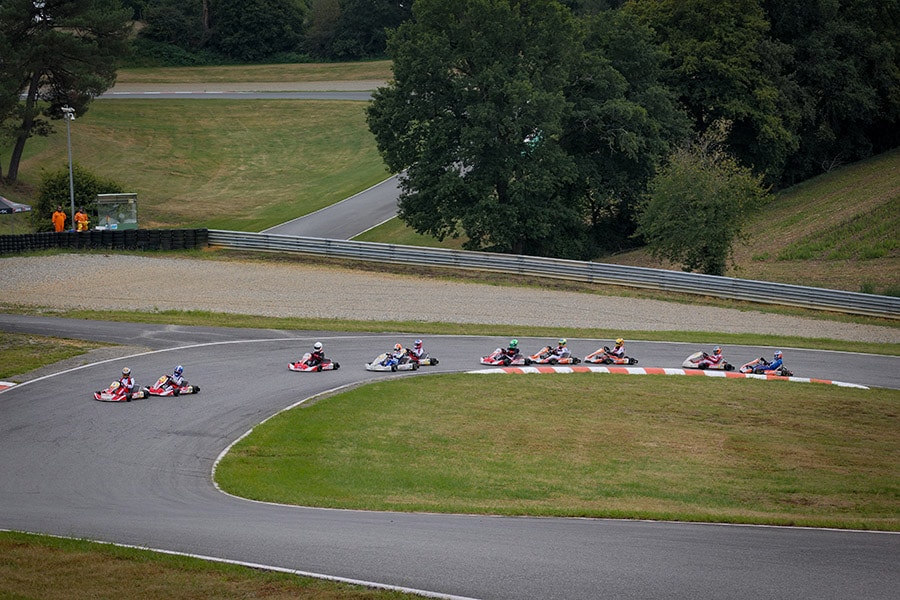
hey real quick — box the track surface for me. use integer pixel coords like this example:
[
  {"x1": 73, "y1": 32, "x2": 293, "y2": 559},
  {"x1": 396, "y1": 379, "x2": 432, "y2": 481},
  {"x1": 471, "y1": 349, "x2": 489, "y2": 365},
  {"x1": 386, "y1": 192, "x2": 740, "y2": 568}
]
[{"x1": 1, "y1": 314, "x2": 898, "y2": 600}]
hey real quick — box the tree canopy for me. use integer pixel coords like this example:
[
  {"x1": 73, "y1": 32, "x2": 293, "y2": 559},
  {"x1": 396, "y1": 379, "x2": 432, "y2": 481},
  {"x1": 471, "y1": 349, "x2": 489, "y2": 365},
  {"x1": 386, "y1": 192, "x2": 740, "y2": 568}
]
[
  {"x1": 367, "y1": 0, "x2": 685, "y2": 258},
  {"x1": 0, "y1": 0, "x2": 132, "y2": 183}
]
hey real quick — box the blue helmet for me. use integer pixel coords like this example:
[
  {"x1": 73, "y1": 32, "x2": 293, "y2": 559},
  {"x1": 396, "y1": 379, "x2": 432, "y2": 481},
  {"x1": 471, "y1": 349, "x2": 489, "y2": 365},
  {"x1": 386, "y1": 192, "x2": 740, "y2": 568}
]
[
  {"x1": 174, "y1": 365, "x2": 184, "y2": 376},
  {"x1": 774, "y1": 350, "x2": 783, "y2": 359}
]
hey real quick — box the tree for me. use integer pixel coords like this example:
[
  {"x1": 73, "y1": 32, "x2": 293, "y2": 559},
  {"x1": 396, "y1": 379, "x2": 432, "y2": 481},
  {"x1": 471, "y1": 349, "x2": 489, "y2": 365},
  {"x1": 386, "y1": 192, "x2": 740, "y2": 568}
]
[
  {"x1": 368, "y1": 0, "x2": 686, "y2": 258},
  {"x1": 762, "y1": 0, "x2": 900, "y2": 185},
  {"x1": 329, "y1": 0, "x2": 412, "y2": 59},
  {"x1": 625, "y1": 0, "x2": 799, "y2": 183},
  {"x1": 367, "y1": 0, "x2": 585, "y2": 256},
  {"x1": 0, "y1": 0, "x2": 132, "y2": 184},
  {"x1": 562, "y1": 10, "x2": 688, "y2": 253},
  {"x1": 211, "y1": 0, "x2": 306, "y2": 62},
  {"x1": 636, "y1": 123, "x2": 770, "y2": 276},
  {"x1": 305, "y1": 0, "x2": 342, "y2": 58}
]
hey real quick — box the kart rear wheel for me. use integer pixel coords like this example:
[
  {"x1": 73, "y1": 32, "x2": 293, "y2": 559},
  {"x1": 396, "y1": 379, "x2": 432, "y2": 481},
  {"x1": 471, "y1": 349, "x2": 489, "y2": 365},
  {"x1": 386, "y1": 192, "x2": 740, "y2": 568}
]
[
  {"x1": 391, "y1": 364, "x2": 397, "y2": 372},
  {"x1": 412, "y1": 362, "x2": 419, "y2": 370}
]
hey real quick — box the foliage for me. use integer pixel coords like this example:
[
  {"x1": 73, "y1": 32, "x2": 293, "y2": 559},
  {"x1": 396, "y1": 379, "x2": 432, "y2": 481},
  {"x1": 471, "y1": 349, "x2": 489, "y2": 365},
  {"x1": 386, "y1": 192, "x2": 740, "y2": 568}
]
[
  {"x1": 563, "y1": 10, "x2": 688, "y2": 253},
  {"x1": 625, "y1": 0, "x2": 799, "y2": 184},
  {"x1": 0, "y1": 0, "x2": 132, "y2": 183},
  {"x1": 31, "y1": 164, "x2": 125, "y2": 232},
  {"x1": 637, "y1": 123, "x2": 770, "y2": 275},
  {"x1": 212, "y1": 0, "x2": 306, "y2": 62},
  {"x1": 763, "y1": 0, "x2": 900, "y2": 185},
  {"x1": 368, "y1": 0, "x2": 685, "y2": 259}
]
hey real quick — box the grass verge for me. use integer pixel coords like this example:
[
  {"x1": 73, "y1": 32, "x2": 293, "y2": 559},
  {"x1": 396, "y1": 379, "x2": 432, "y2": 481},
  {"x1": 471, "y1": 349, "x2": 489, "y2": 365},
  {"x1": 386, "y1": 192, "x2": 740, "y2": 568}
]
[
  {"x1": 116, "y1": 60, "x2": 392, "y2": 84},
  {"x1": 0, "y1": 531, "x2": 419, "y2": 600},
  {"x1": 0, "y1": 332, "x2": 109, "y2": 380},
  {"x1": 217, "y1": 373, "x2": 900, "y2": 531}
]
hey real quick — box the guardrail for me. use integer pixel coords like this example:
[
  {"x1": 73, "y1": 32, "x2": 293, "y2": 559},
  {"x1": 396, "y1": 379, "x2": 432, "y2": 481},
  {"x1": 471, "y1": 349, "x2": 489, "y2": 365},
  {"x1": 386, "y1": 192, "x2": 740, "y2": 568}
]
[{"x1": 208, "y1": 230, "x2": 899, "y2": 319}]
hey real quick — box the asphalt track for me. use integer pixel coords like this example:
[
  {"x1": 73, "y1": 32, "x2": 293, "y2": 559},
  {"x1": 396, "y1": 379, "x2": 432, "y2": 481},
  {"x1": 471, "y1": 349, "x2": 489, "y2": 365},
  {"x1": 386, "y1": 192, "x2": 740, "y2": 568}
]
[{"x1": 1, "y1": 314, "x2": 898, "y2": 600}]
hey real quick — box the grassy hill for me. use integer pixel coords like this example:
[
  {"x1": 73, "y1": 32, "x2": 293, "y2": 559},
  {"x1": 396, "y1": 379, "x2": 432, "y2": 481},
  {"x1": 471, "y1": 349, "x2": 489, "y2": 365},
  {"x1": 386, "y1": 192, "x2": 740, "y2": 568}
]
[{"x1": 603, "y1": 148, "x2": 900, "y2": 295}]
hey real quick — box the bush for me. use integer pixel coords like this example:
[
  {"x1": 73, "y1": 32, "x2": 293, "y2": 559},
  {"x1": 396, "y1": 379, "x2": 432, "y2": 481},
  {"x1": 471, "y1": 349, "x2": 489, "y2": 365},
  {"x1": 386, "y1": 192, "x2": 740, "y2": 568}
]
[{"x1": 31, "y1": 165, "x2": 125, "y2": 232}]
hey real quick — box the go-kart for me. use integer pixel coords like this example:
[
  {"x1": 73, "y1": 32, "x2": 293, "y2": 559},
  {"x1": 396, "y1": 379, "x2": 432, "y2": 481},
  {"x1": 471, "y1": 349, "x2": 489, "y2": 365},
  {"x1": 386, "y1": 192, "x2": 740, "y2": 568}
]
[
  {"x1": 366, "y1": 352, "x2": 419, "y2": 372},
  {"x1": 93, "y1": 380, "x2": 149, "y2": 402},
  {"x1": 584, "y1": 346, "x2": 638, "y2": 365},
  {"x1": 407, "y1": 350, "x2": 439, "y2": 366},
  {"x1": 289, "y1": 353, "x2": 340, "y2": 372},
  {"x1": 147, "y1": 374, "x2": 200, "y2": 396},
  {"x1": 739, "y1": 357, "x2": 794, "y2": 377},
  {"x1": 480, "y1": 348, "x2": 532, "y2": 366},
  {"x1": 682, "y1": 351, "x2": 735, "y2": 371},
  {"x1": 527, "y1": 346, "x2": 581, "y2": 365}
]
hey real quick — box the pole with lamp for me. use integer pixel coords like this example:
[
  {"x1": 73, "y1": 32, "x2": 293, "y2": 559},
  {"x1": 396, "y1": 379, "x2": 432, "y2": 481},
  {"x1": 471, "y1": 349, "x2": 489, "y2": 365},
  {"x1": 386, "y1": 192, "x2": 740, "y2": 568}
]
[{"x1": 61, "y1": 105, "x2": 76, "y2": 231}]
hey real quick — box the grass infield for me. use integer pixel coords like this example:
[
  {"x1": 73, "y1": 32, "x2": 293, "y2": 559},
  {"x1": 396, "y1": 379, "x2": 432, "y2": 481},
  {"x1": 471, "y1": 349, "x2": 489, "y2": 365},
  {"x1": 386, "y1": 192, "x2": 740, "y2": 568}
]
[{"x1": 217, "y1": 373, "x2": 900, "y2": 531}]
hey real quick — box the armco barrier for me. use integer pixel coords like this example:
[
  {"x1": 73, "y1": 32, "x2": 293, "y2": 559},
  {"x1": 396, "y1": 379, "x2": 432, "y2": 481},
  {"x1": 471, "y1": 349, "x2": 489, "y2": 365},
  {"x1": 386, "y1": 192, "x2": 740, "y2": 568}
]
[
  {"x1": 206, "y1": 230, "x2": 899, "y2": 319},
  {"x1": 0, "y1": 229, "x2": 208, "y2": 254}
]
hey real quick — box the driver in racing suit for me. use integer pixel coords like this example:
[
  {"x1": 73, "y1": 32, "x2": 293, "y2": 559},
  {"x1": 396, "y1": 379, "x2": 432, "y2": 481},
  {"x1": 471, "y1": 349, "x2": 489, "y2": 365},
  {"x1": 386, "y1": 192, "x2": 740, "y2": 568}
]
[
  {"x1": 754, "y1": 350, "x2": 784, "y2": 373},
  {"x1": 168, "y1": 365, "x2": 188, "y2": 395},
  {"x1": 307, "y1": 342, "x2": 325, "y2": 366},
  {"x1": 699, "y1": 346, "x2": 725, "y2": 368},
  {"x1": 410, "y1": 339, "x2": 425, "y2": 361},
  {"x1": 119, "y1": 367, "x2": 135, "y2": 400},
  {"x1": 609, "y1": 338, "x2": 626, "y2": 359},
  {"x1": 551, "y1": 338, "x2": 571, "y2": 359},
  {"x1": 503, "y1": 339, "x2": 522, "y2": 360}
]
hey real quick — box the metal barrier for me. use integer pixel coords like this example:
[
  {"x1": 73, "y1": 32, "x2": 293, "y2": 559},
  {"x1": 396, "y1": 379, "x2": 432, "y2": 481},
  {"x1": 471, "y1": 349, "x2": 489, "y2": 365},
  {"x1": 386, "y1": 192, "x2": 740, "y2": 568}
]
[{"x1": 207, "y1": 230, "x2": 899, "y2": 320}]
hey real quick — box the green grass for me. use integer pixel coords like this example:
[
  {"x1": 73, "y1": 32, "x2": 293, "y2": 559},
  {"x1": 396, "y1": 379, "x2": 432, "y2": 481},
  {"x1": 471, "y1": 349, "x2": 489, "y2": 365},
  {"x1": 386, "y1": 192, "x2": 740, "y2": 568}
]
[
  {"x1": 0, "y1": 531, "x2": 419, "y2": 600},
  {"x1": 3, "y1": 100, "x2": 389, "y2": 231},
  {"x1": 217, "y1": 374, "x2": 900, "y2": 530},
  {"x1": 116, "y1": 60, "x2": 392, "y2": 84},
  {"x1": 353, "y1": 217, "x2": 469, "y2": 249},
  {"x1": 0, "y1": 332, "x2": 108, "y2": 380}
]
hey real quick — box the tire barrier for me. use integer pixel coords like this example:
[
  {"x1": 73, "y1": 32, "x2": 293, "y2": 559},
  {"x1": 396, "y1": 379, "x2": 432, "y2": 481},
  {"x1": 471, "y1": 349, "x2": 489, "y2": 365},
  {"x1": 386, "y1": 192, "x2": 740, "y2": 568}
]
[{"x1": 0, "y1": 229, "x2": 209, "y2": 255}]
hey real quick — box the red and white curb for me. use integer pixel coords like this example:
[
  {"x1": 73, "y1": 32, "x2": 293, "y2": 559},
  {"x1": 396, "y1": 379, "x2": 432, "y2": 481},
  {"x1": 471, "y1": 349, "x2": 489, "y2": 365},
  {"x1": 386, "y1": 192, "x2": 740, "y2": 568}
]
[
  {"x1": 468, "y1": 366, "x2": 869, "y2": 389},
  {"x1": 0, "y1": 381, "x2": 16, "y2": 391}
]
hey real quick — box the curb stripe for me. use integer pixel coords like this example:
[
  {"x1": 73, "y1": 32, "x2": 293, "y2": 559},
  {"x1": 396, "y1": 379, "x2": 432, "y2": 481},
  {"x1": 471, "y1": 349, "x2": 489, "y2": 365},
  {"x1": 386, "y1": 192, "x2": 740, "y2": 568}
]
[{"x1": 467, "y1": 366, "x2": 869, "y2": 389}]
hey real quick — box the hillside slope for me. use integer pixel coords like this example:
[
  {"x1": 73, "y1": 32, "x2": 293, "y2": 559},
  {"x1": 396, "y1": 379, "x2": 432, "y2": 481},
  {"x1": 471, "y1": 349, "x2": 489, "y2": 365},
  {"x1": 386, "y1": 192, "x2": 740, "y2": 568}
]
[{"x1": 605, "y1": 148, "x2": 900, "y2": 295}]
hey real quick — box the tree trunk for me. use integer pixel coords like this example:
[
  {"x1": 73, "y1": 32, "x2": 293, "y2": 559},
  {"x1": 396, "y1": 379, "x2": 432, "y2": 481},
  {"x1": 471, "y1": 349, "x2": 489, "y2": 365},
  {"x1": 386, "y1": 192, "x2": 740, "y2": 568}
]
[
  {"x1": 5, "y1": 71, "x2": 41, "y2": 184},
  {"x1": 201, "y1": 0, "x2": 211, "y2": 44}
]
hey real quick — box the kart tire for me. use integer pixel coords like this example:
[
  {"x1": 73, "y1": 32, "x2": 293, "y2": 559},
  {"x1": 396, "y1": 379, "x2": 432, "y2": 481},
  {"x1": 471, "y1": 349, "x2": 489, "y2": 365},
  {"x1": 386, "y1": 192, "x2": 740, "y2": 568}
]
[
  {"x1": 334, "y1": 362, "x2": 340, "y2": 370},
  {"x1": 391, "y1": 364, "x2": 397, "y2": 372},
  {"x1": 631, "y1": 358, "x2": 638, "y2": 365},
  {"x1": 604, "y1": 358, "x2": 613, "y2": 365},
  {"x1": 412, "y1": 362, "x2": 419, "y2": 370},
  {"x1": 698, "y1": 363, "x2": 707, "y2": 370},
  {"x1": 431, "y1": 358, "x2": 439, "y2": 365},
  {"x1": 502, "y1": 358, "x2": 511, "y2": 366},
  {"x1": 725, "y1": 364, "x2": 734, "y2": 371},
  {"x1": 316, "y1": 365, "x2": 323, "y2": 372},
  {"x1": 549, "y1": 358, "x2": 557, "y2": 365},
  {"x1": 193, "y1": 385, "x2": 200, "y2": 392}
]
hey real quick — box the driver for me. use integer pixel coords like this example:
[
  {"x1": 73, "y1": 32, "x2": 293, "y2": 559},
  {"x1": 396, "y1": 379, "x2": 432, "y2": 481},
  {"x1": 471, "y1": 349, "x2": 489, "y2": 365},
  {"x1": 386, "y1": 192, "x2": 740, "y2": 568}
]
[
  {"x1": 392, "y1": 343, "x2": 406, "y2": 360},
  {"x1": 308, "y1": 342, "x2": 325, "y2": 366},
  {"x1": 755, "y1": 350, "x2": 784, "y2": 373},
  {"x1": 119, "y1": 367, "x2": 135, "y2": 400},
  {"x1": 551, "y1": 338, "x2": 570, "y2": 359},
  {"x1": 169, "y1": 365, "x2": 187, "y2": 395},
  {"x1": 410, "y1": 339, "x2": 425, "y2": 360},
  {"x1": 700, "y1": 346, "x2": 725, "y2": 368},
  {"x1": 503, "y1": 339, "x2": 521, "y2": 359},
  {"x1": 609, "y1": 338, "x2": 626, "y2": 359}
]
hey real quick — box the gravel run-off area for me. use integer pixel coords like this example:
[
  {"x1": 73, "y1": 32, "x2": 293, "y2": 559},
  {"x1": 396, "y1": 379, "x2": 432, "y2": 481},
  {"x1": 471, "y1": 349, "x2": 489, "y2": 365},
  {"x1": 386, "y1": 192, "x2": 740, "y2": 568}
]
[{"x1": 1, "y1": 254, "x2": 897, "y2": 345}]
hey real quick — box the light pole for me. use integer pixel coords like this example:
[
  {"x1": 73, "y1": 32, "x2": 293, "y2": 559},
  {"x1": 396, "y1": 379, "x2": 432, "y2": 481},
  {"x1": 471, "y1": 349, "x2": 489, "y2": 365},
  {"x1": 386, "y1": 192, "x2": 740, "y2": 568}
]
[{"x1": 61, "y1": 105, "x2": 76, "y2": 231}]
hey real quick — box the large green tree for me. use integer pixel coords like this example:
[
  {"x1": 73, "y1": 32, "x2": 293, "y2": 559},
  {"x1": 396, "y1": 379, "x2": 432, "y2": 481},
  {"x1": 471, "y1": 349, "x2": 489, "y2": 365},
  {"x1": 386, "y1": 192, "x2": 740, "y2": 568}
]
[
  {"x1": 368, "y1": 0, "x2": 684, "y2": 258},
  {"x1": 368, "y1": 0, "x2": 584, "y2": 256},
  {"x1": 211, "y1": 0, "x2": 306, "y2": 61},
  {"x1": 0, "y1": 0, "x2": 131, "y2": 183}
]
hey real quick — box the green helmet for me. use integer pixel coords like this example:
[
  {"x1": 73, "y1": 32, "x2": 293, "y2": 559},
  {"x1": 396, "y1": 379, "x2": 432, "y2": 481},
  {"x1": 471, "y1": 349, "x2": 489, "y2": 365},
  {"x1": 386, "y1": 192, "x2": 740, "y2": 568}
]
[
  {"x1": 558, "y1": 338, "x2": 567, "y2": 346},
  {"x1": 509, "y1": 339, "x2": 518, "y2": 348}
]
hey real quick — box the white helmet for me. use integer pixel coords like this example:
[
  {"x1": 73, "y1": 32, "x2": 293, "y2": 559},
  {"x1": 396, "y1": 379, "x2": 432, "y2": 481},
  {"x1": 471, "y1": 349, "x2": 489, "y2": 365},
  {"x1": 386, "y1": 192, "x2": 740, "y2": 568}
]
[{"x1": 313, "y1": 342, "x2": 323, "y2": 351}]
